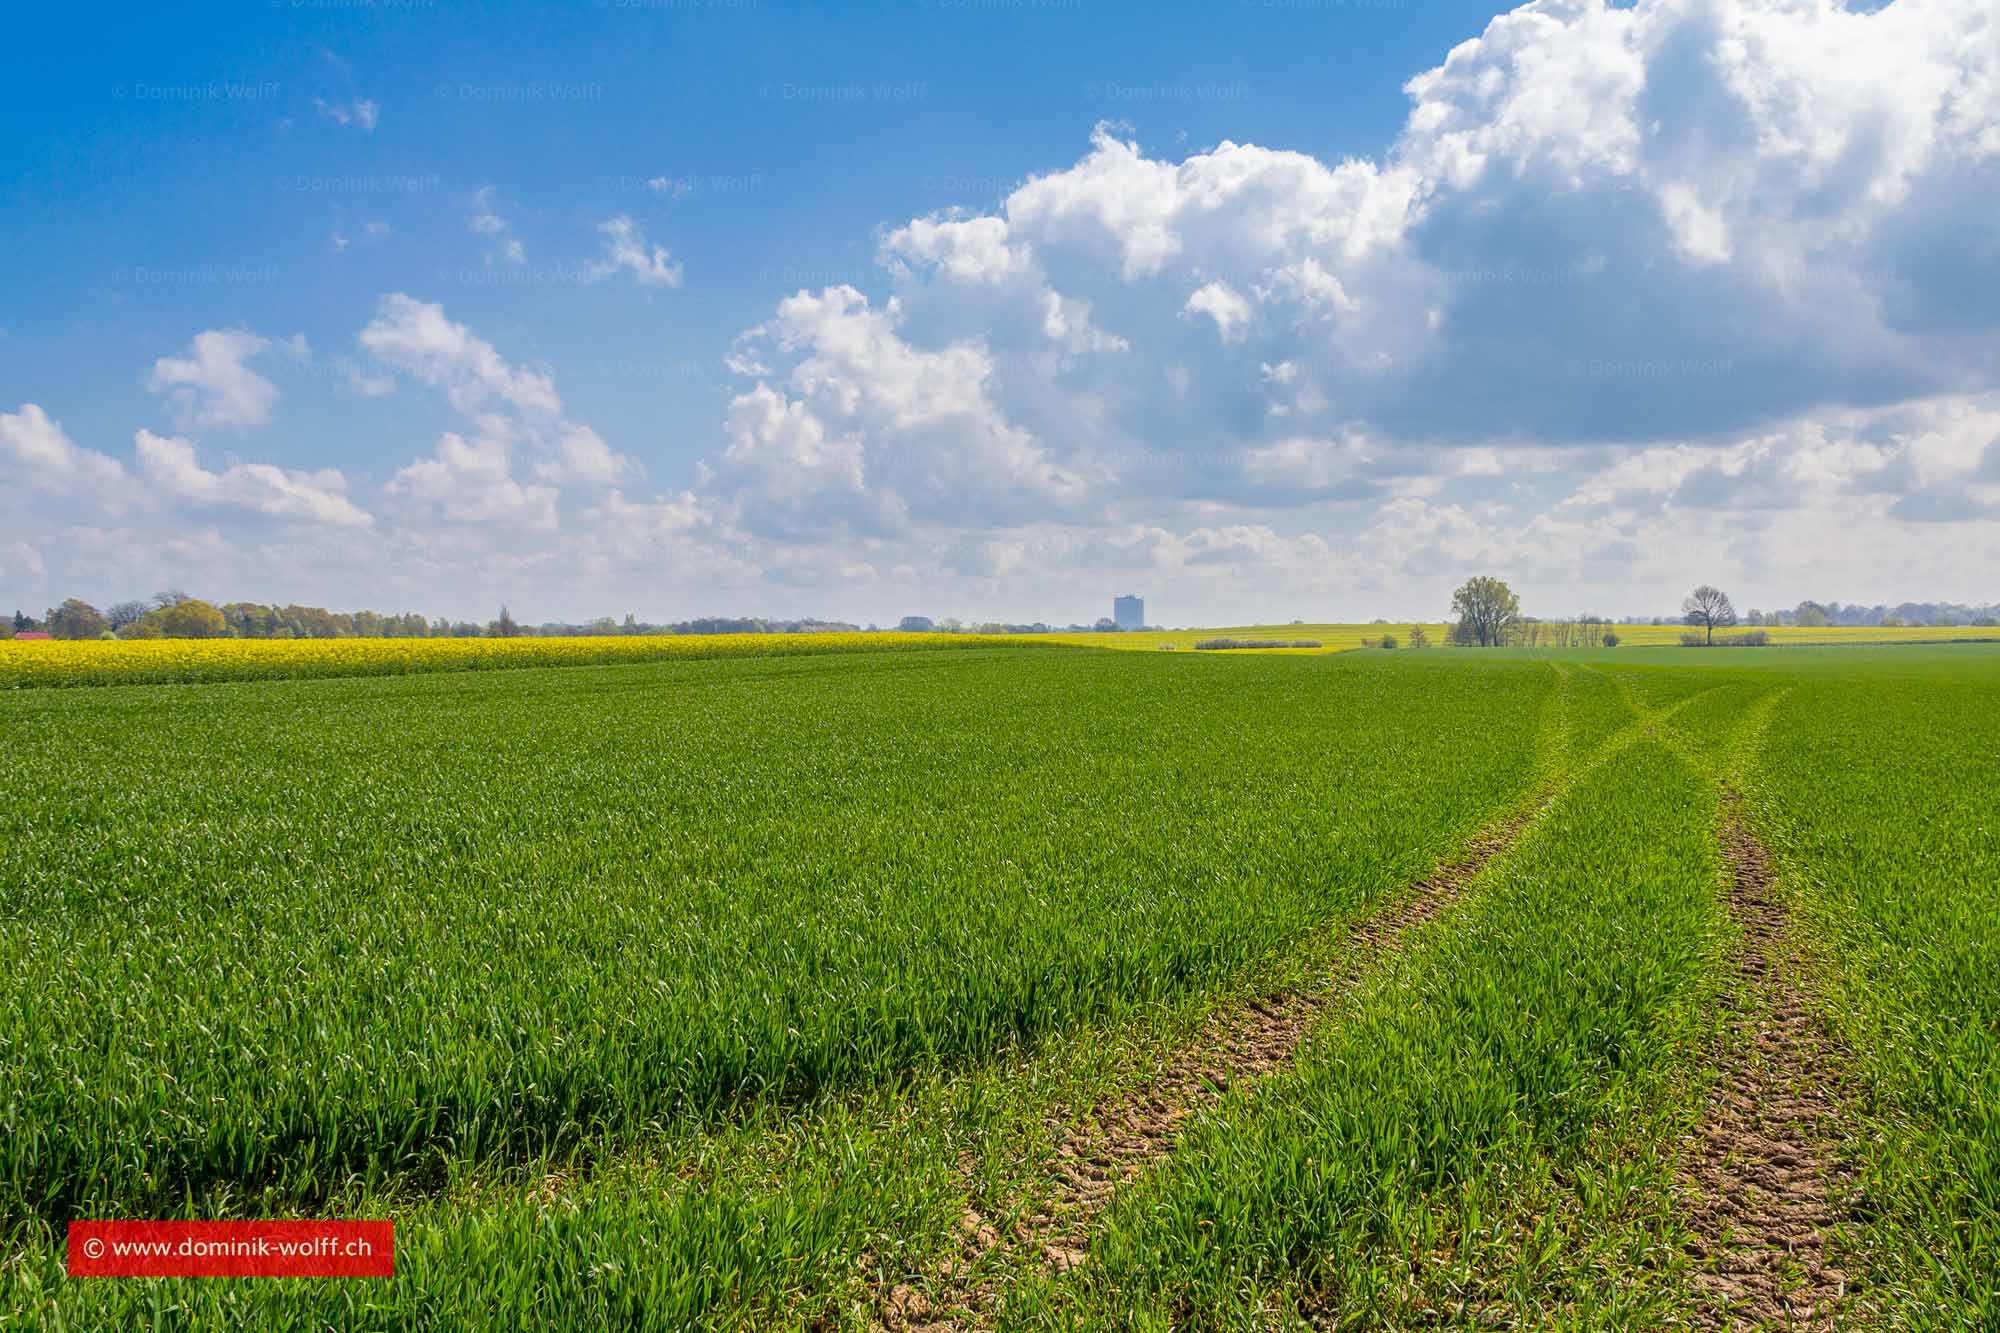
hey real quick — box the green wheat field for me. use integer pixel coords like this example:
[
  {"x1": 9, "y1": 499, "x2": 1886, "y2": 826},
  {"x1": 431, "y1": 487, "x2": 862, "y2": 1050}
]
[{"x1": 3, "y1": 641, "x2": 1994, "y2": 1327}]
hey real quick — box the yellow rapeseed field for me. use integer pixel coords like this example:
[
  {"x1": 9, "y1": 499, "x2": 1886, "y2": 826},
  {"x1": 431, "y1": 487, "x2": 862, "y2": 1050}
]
[
  {"x1": 1032, "y1": 622, "x2": 2000, "y2": 653},
  {"x1": 0, "y1": 632, "x2": 1031, "y2": 688},
  {"x1": 8, "y1": 621, "x2": 1998, "y2": 687}
]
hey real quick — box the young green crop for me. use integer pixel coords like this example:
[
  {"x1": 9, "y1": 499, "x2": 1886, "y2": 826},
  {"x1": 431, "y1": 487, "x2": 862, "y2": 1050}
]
[
  {"x1": 0, "y1": 647, "x2": 1552, "y2": 1230},
  {"x1": 1748, "y1": 656, "x2": 2000, "y2": 1324},
  {"x1": 12, "y1": 643, "x2": 1998, "y2": 1330},
  {"x1": 1015, "y1": 737, "x2": 1727, "y2": 1328}
]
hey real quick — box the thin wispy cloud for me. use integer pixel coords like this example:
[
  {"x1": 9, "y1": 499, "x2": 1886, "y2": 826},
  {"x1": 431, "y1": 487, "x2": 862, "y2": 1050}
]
[
  {"x1": 313, "y1": 97, "x2": 379, "y2": 132},
  {"x1": 583, "y1": 215, "x2": 682, "y2": 288},
  {"x1": 467, "y1": 185, "x2": 525, "y2": 264}
]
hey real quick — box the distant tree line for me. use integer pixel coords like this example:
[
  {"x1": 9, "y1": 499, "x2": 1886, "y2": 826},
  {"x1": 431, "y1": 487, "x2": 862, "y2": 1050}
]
[
  {"x1": 4, "y1": 596, "x2": 1064, "y2": 643},
  {"x1": 1430, "y1": 577, "x2": 2000, "y2": 651},
  {"x1": 8, "y1": 593, "x2": 532, "y2": 641},
  {"x1": 1628, "y1": 599, "x2": 2000, "y2": 628},
  {"x1": 536, "y1": 616, "x2": 1099, "y2": 635},
  {"x1": 531, "y1": 615, "x2": 869, "y2": 636},
  {"x1": 10, "y1": 583, "x2": 1992, "y2": 645}
]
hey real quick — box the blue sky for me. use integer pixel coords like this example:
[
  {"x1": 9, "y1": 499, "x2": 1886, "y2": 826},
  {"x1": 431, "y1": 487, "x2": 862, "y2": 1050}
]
[
  {"x1": 5, "y1": 0, "x2": 1498, "y2": 462},
  {"x1": 3, "y1": 0, "x2": 1997, "y2": 625}
]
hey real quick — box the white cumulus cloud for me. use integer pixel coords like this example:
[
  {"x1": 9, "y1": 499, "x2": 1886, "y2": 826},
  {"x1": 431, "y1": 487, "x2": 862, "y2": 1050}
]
[
  {"x1": 134, "y1": 429, "x2": 372, "y2": 528},
  {"x1": 149, "y1": 330, "x2": 293, "y2": 431},
  {"x1": 387, "y1": 432, "x2": 560, "y2": 533},
  {"x1": 359, "y1": 294, "x2": 561, "y2": 419},
  {"x1": 0, "y1": 403, "x2": 129, "y2": 492},
  {"x1": 359, "y1": 295, "x2": 637, "y2": 531}
]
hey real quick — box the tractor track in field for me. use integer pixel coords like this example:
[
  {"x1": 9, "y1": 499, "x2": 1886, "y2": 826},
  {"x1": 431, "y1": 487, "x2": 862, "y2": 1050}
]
[
  {"x1": 876, "y1": 791, "x2": 1556, "y2": 1332},
  {"x1": 1678, "y1": 796, "x2": 1862, "y2": 1331}
]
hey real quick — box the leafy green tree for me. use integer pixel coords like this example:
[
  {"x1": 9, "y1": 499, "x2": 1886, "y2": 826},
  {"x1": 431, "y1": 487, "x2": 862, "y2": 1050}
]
[
  {"x1": 154, "y1": 598, "x2": 228, "y2": 639},
  {"x1": 47, "y1": 598, "x2": 111, "y2": 640},
  {"x1": 1450, "y1": 576, "x2": 1520, "y2": 647}
]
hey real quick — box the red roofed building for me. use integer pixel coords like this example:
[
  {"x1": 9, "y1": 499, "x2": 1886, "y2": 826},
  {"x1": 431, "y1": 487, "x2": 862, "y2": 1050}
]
[{"x1": 11, "y1": 631, "x2": 50, "y2": 641}]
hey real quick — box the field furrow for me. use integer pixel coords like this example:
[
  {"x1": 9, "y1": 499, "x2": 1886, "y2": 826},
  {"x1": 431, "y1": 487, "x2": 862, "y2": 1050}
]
[
  {"x1": 1678, "y1": 799, "x2": 1862, "y2": 1330},
  {"x1": 996, "y1": 737, "x2": 1727, "y2": 1328},
  {"x1": 868, "y1": 660, "x2": 1723, "y2": 1326},
  {"x1": 881, "y1": 788, "x2": 1561, "y2": 1330},
  {"x1": 1746, "y1": 657, "x2": 2000, "y2": 1324}
]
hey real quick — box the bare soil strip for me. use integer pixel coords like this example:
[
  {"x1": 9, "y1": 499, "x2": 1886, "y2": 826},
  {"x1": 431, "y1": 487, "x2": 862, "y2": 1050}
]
[
  {"x1": 1680, "y1": 799, "x2": 1861, "y2": 1330},
  {"x1": 879, "y1": 794, "x2": 1552, "y2": 1331}
]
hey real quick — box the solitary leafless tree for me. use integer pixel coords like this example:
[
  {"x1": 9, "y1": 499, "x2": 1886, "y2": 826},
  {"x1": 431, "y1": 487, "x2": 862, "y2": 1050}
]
[{"x1": 1683, "y1": 585, "x2": 1737, "y2": 645}]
